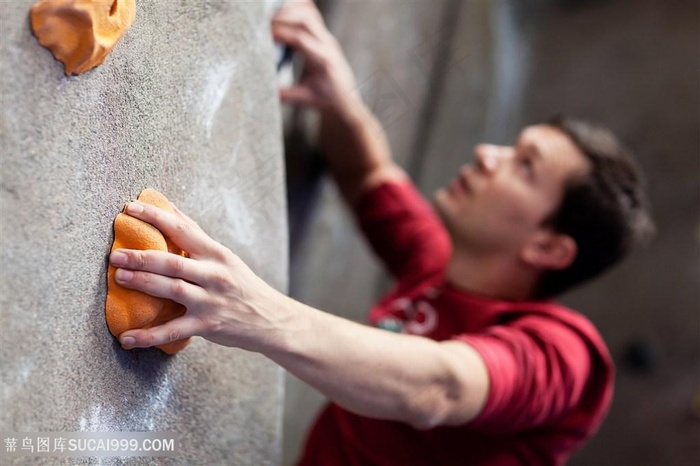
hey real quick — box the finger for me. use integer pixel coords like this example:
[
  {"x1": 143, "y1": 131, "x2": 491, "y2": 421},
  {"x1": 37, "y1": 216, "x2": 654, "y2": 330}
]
[
  {"x1": 271, "y1": 23, "x2": 327, "y2": 66},
  {"x1": 110, "y1": 248, "x2": 209, "y2": 286},
  {"x1": 273, "y1": 2, "x2": 326, "y2": 38},
  {"x1": 124, "y1": 201, "x2": 217, "y2": 259},
  {"x1": 119, "y1": 315, "x2": 204, "y2": 349},
  {"x1": 171, "y1": 203, "x2": 200, "y2": 228},
  {"x1": 114, "y1": 267, "x2": 208, "y2": 308},
  {"x1": 280, "y1": 85, "x2": 322, "y2": 107}
]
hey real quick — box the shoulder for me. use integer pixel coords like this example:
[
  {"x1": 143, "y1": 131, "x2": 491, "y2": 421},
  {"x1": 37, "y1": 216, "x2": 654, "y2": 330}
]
[
  {"x1": 355, "y1": 172, "x2": 424, "y2": 213},
  {"x1": 353, "y1": 166, "x2": 409, "y2": 207},
  {"x1": 504, "y1": 302, "x2": 611, "y2": 357},
  {"x1": 457, "y1": 301, "x2": 614, "y2": 433}
]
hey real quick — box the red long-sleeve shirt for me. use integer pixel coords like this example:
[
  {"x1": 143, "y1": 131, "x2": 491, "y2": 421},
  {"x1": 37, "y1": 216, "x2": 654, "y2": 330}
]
[{"x1": 298, "y1": 181, "x2": 614, "y2": 466}]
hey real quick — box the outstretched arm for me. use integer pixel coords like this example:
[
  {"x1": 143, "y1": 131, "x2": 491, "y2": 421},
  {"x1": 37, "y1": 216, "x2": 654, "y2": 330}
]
[
  {"x1": 272, "y1": 0, "x2": 407, "y2": 205},
  {"x1": 112, "y1": 201, "x2": 489, "y2": 429}
]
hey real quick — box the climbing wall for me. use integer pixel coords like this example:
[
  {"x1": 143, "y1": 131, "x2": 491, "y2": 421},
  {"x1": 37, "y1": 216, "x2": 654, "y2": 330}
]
[{"x1": 1, "y1": 1, "x2": 287, "y2": 464}]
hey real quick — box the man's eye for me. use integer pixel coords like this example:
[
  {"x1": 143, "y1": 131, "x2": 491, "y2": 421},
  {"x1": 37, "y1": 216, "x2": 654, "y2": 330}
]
[{"x1": 519, "y1": 157, "x2": 534, "y2": 176}]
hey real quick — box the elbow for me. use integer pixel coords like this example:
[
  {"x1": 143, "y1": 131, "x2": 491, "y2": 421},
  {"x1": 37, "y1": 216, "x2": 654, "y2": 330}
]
[
  {"x1": 401, "y1": 341, "x2": 488, "y2": 430},
  {"x1": 404, "y1": 372, "x2": 478, "y2": 430},
  {"x1": 407, "y1": 391, "x2": 476, "y2": 431},
  {"x1": 404, "y1": 388, "x2": 454, "y2": 431},
  {"x1": 409, "y1": 412, "x2": 444, "y2": 431}
]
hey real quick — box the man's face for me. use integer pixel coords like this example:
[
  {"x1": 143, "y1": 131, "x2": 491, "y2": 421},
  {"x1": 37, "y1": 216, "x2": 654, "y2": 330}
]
[{"x1": 434, "y1": 125, "x2": 590, "y2": 257}]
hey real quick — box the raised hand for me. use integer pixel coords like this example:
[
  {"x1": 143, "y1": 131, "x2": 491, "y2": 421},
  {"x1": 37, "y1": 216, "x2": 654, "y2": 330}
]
[{"x1": 272, "y1": 0, "x2": 360, "y2": 117}]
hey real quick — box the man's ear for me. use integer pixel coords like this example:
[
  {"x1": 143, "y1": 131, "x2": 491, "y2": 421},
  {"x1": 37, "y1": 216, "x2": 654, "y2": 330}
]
[{"x1": 520, "y1": 230, "x2": 577, "y2": 271}]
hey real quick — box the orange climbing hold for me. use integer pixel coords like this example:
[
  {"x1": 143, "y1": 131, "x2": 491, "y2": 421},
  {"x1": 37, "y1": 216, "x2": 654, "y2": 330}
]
[
  {"x1": 30, "y1": 0, "x2": 136, "y2": 75},
  {"x1": 106, "y1": 189, "x2": 191, "y2": 355}
]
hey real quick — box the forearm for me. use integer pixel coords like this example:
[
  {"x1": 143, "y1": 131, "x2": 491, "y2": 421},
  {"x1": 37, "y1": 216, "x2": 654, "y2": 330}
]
[
  {"x1": 319, "y1": 99, "x2": 404, "y2": 206},
  {"x1": 111, "y1": 201, "x2": 488, "y2": 429},
  {"x1": 263, "y1": 293, "x2": 486, "y2": 429}
]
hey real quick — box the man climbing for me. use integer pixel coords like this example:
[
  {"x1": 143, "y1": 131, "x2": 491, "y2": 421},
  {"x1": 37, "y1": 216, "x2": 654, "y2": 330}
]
[{"x1": 110, "y1": 1, "x2": 654, "y2": 464}]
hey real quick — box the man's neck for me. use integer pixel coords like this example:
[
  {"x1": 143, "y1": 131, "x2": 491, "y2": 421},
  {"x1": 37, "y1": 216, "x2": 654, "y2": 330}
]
[{"x1": 445, "y1": 248, "x2": 540, "y2": 302}]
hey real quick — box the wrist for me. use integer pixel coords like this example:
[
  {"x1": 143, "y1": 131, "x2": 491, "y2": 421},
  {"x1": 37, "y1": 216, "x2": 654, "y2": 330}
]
[
  {"x1": 325, "y1": 91, "x2": 369, "y2": 126},
  {"x1": 252, "y1": 289, "x2": 312, "y2": 357}
]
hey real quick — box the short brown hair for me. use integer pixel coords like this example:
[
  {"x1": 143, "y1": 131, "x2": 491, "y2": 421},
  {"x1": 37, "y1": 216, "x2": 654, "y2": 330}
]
[{"x1": 536, "y1": 116, "x2": 655, "y2": 298}]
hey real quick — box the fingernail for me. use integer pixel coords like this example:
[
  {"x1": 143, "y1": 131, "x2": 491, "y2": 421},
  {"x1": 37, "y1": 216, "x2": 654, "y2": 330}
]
[
  {"x1": 110, "y1": 250, "x2": 127, "y2": 266},
  {"x1": 121, "y1": 336, "x2": 135, "y2": 345},
  {"x1": 115, "y1": 269, "x2": 133, "y2": 282},
  {"x1": 127, "y1": 202, "x2": 144, "y2": 214},
  {"x1": 121, "y1": 336, "x2": 136, "y2": 347}
]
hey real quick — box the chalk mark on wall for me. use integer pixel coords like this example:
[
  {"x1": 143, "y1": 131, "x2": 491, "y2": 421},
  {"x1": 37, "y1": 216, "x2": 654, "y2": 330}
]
[
  {"x1": 78, "y1": 372, "x2": 173, "y2": 432},
  {"x1": 190, "y1": 62, "x2": 238, "y2": 139}
]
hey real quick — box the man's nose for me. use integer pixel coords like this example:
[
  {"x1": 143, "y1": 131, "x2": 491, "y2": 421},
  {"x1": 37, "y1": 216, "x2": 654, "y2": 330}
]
[{"x1": 474, "y1": 144, "x2": 504, "y2": 174}]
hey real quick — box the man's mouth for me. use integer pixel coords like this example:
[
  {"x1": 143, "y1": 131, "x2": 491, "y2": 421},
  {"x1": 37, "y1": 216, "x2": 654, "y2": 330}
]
[
  {"x1": 459, "y1": 174, "x2": 470, "y2": 192},
  {"x1": 448, "y1": 174, "x2": 470, "y2": 196}
]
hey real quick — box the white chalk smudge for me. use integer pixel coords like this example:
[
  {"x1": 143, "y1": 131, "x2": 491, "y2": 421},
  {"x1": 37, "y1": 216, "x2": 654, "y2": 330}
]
[
  {"x1": 78, "y1": 373, "x2": 174, "y2": 432},
  {"x1": 1, "y1": 360, "x2": 36, "y2": 405},
  {"x1": 142, "y1": 373, "x2": 174, "y2": 431},
  {"x1": 188, "y1": 141, "x2": 258, "y2": 251},
  {"x1": 79, "y1": 403, "x2": 118, "y2": 432},
  {"x1": 196, "y1": 62, "x2": 237, "y2": 138},
  {"x1": 223, "y1": 190, "x2": 256, "y2": 249}
]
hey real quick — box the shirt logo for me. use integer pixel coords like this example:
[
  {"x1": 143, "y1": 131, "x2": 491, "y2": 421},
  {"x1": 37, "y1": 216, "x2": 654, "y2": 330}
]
[{"x1": 376, "y1": 297, "x2": 438, "y2": 336}]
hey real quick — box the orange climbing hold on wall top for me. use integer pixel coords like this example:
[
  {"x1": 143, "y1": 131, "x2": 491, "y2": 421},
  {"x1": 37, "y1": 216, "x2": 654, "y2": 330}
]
[
  {"x1": 106, "y1": 189, "x2": 191, "y2": 355},
  {"x1": 30, "y1": 0, "x2": 136, "y2": 75}
]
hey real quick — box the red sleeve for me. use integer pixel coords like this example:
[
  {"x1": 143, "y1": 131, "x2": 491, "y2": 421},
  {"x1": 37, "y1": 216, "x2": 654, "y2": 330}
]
[
  {"x1": 456, "y1": 316, "x2": 594, "y2": 434},
  {"x1": 354, "y1": 181, "x2": 451, "y2": 283}
]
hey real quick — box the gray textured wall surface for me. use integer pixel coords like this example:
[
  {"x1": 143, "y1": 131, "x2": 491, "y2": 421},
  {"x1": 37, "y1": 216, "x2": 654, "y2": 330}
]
[{"x1": 1, "y1": 1, "x2": 286, "y2": 465}]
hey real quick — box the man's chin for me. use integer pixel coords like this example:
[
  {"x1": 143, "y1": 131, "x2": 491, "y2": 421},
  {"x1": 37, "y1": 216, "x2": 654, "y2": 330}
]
[{"x1": 433, "y1": 187, "x2": 450, "y2": 206}]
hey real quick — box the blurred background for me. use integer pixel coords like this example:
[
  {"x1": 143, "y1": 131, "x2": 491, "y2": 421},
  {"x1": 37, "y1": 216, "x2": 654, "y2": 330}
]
[{"x1": 281, "y1": 0, "x2": 699, "y2": 464}]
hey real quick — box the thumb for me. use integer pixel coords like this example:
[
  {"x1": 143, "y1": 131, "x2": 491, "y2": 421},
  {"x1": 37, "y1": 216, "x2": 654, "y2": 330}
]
[{"x1": 119, "y1": 316, "x2": 203, "y2": 349}]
